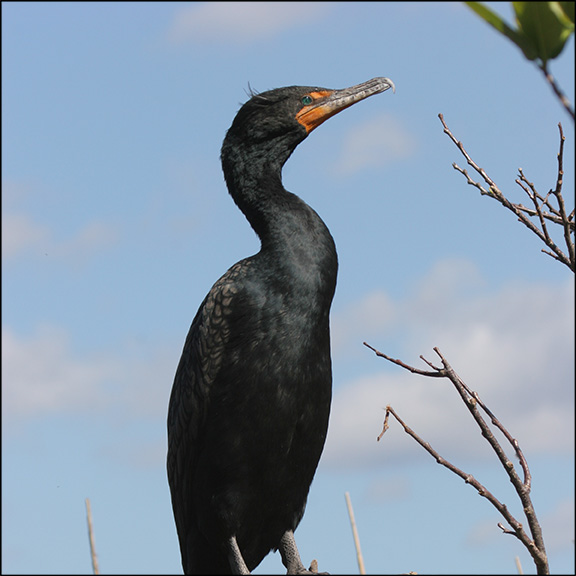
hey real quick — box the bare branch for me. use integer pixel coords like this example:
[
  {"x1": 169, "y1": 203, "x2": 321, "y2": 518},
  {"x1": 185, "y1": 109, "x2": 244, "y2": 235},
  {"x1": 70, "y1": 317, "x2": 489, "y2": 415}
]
[
  {"x1": 381, "y1": 405, "x2": 516, "y2": 520},
  {"x1": 438, "y1": 115, "x2": 575, "y2": 272},
  {"x1": 539, "y1": 63, "x2": 575, "y2": 122},
  {"x1": 363, "y1": 341, "x2": 443, "y2": 377},
  {"x1": 551, "y1": 124, "x2": 576, "y2": 267},
  {"x1": 430, "y1": 347, "x2": 532, "y2": 493},
  {"x1": 379, "y1": 403, "x2": 546, "y2": 570},
  {"x1": 513, "y1": 204, "x2": 568, "y2": 227},
  {"x1": 368, "y1": 343, "x2": 549, "y2": 574}
]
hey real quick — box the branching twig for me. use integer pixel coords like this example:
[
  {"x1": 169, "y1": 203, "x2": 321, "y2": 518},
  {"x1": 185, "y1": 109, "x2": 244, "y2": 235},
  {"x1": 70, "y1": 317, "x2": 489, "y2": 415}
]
[
  {"x1": 365, "y1": 342, "x2": 549, "y2": 575},
  {"x1": 363, "y1": 342, "x2": 443, "y2": 378},
  {"x1": 549, "y1": 124, "x2": 576, "y2": 267},
  {"x1": 439, "y1": 114, "x2": 574, "y2": 272}
]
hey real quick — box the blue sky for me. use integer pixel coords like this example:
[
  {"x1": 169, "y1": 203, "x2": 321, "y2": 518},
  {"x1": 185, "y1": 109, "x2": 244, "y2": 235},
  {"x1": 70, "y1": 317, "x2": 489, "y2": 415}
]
[{"x1": 2, "y1": 2, "x2": 574, "y2": 574}]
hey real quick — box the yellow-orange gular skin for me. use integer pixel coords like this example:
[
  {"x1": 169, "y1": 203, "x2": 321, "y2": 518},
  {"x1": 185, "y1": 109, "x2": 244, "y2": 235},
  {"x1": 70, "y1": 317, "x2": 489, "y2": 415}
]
[{"x1": 295, "y1": 91, "x2": 339, "y2": 133}]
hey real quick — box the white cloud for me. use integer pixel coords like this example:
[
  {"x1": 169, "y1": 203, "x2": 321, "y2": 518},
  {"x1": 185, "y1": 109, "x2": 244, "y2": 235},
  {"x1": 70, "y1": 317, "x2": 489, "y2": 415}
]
[
  {"x1": 168, "y1": 2, "x2": 326, "y2": 45},
  {"x1": 4, "y1": 258, "x2": 573, "y2": 474},
  {"x1": 2, "y1": 324, "x2": 178, "y2": 469},
  {"x1": 1, "y1": 325, "x2": 175, "y2": 424},
  {"x1": 2, "y1": 179, "x2": 118, "y2": 261},
  {"x1": 1, "y1": 210, "x2": 117, "y2": 262},
  {"x1": 1, "y1": 212, "x2": 50, "y2": 259},
  {"x1": 1, "y1": 326, "x2": 111, "y2": 419},
  {"x1": 336, "y1": 113, "x2": 417, "y2": 174},
  {"x1": 324, "y1": 259, "x2": 575, "y2": 467}
]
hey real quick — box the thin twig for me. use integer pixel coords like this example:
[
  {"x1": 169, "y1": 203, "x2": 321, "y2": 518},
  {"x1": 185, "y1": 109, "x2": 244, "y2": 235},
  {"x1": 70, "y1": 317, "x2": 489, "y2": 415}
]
[
  {"x1": 363, "y1": 342, "x2": 443, "y2": 378},
  {"x1": 551, "y1": 124, "x2": 576, "y2": 266},
  {"x1": 517, "y1": 169, "x2": 553, "y2": 247},
  {"x1": 515, "y1": 168, "x2": 570, "y2": 266},
  {"x1": 380, "y1": 404, "x2": 523, "y2": 532},
  {"x1": 432, "y1": 347, "x2": 532, "y2": 493},
  {"x1": 513, "y1": 204, "x2": 568, "y2": 226},
  {"x1": 366, "y1": 343, "x2": 549, "y2": 574},
  {"x1": 85, "y1": 497, "x2": 99, "y2": 575},
  {"x1": 516, "y1": 555, "x2": 524, "y2": 575},
  {"x1": 345, "y1": 492, "x2": 366, "y2": 575},
  {"x1": 438, "y1": 114, "x2": 574, "y2": 272},
  {"x1": 539, "y1": 63, "x2": 575, "y2": 122}
]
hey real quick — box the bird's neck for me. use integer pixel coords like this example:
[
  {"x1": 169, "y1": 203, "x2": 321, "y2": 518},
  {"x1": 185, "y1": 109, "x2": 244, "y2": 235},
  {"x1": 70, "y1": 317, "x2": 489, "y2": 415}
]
[{"x1": 222, "y1": 148, "x2": 337, "y2": 286}]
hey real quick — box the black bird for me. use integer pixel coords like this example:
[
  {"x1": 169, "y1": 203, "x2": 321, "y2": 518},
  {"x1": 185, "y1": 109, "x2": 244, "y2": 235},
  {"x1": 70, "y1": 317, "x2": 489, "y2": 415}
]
[{"x1": 167, "y1": 77, "x2": 395, "y2": 575}]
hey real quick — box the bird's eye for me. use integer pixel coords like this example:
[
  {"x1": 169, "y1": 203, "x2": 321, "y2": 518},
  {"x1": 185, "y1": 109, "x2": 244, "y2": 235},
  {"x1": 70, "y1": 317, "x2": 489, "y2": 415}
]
[{"x1": 301, "y1": 95, "x2": 313, "y2": 106}]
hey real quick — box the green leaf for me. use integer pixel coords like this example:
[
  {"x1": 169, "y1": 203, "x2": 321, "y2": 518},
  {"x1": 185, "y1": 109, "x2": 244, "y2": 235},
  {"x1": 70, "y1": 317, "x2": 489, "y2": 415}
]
[
  {"x1": 465, "y1": 2, "x2": 575, "y2": 64},
  {"x1": 558, "y1": 1, "x2": 575, "y2": 24},
  {"x1": 513, "y1": 2, "x2": 575, "y2": 63},
  {"x1": 465, "y1": 2, "x2": 539, "y2": 60}
]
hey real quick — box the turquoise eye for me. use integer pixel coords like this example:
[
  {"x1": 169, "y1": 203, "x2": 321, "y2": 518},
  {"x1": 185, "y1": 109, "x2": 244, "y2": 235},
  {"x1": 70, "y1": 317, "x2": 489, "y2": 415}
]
[{"x1": 301, "y1": 95, "x2": 313, "y2": 105}]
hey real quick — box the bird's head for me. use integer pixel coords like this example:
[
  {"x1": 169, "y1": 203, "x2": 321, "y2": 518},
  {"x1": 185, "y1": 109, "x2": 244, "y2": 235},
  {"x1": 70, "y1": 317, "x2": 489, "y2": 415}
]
[
  {"x1": 294, "y1": 77, "x2": 395, "y2": 134},
  {"x1": 222, "y1": 77, "x2": 395, "y2": 171}
]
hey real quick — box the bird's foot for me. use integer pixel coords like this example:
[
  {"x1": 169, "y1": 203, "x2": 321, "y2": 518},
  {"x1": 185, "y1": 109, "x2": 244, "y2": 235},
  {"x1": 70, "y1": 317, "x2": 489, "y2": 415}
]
[
  {"x1": 280, "y1": 531, "x2": 329, "y2": 575},
  {"x1": 286, "y1": 559, "x2": 328, "y2": 575}
]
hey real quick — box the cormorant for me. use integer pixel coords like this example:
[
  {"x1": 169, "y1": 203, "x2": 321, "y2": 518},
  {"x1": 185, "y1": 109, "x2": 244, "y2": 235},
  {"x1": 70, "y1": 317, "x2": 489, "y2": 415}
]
[{"x1": 167, "y1": 77, "x2": 395, "y2": 575}]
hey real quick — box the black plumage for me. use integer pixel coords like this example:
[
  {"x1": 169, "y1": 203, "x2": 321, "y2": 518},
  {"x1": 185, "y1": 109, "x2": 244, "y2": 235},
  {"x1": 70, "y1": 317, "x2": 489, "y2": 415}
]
[{"x1": 167, "y1": 77, "x2": 395, "y2": 575}]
